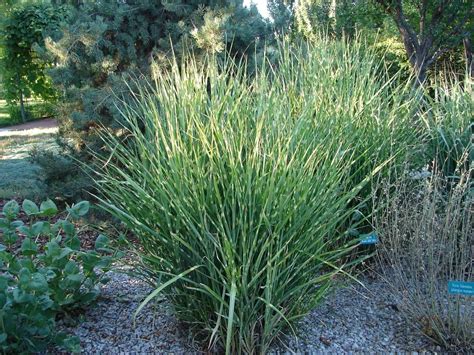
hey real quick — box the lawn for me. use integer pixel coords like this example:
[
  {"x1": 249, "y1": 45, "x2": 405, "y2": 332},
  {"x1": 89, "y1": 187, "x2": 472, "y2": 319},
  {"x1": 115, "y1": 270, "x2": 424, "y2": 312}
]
[
  {"x1": 0, "y1": 100, "x2": 9, "y2": 124},
  {"x1": 0, "y1": 131, "x2": 57, "y2": 199}
]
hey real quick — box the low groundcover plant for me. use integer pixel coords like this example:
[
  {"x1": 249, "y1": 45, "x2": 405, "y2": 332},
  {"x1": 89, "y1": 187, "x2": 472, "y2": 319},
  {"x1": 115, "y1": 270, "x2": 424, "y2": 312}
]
[{"x1": 0, "y1": 199, "x2": 115, "y2": 353}]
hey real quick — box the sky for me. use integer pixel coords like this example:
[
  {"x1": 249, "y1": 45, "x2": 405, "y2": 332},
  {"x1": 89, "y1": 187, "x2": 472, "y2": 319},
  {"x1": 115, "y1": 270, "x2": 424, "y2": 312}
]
[{"x1": 243, "y1": 0, "x2": 270, "y2": 18}]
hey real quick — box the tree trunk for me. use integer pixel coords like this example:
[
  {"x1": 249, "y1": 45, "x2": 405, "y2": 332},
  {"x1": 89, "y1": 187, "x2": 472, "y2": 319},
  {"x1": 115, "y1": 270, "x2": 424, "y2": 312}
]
[
  {"x1": 329, "y1": 0, "x2": 337, "y2": 19},
  {"x1": 329, "y1": 0, "x2": 337, "y2": 34},
  {"x1": 463, "y1": 36, "x2": 473, "y2": 79},
  {"x1": 396, "y1": 24, "x2": 429, "y2": 86},
  {"x1": 413, "y1": 53, "x2": 429, "y2": 87},
  {"x1": 16, "y1": 72, "x2": 27, "y2": 123},
  {"x1": 19, "y1": 89, "x2": 27, "y2": 123}
]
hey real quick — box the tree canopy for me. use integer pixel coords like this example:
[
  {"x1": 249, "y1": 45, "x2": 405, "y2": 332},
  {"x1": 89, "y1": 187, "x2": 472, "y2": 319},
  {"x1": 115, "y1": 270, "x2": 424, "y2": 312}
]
[
  {"x1": 374, "y1": 0, "x2": 473, "y2": 83},
  {"x1": 35, "y1": 0, "x2": 269, "y2": 198},
  {"x1": 0, "y1": 2, "x2": 67, "y2": 121}
]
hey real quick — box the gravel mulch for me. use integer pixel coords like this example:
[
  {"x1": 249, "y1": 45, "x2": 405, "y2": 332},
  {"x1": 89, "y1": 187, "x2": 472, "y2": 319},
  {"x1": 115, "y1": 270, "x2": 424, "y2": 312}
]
[
  {"x1": 58, "y1": 271, "x2": 195, "y2": 354},
  {"x1": 276, "y1": 276, "x2": 441, "y2": 353},
  {"x1": 59, "y1": 271, "x2": 443, "y2": 354}
]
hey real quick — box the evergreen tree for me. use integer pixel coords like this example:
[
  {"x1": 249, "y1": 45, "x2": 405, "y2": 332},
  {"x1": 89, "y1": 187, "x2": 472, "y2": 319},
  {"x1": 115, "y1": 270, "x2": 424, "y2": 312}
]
[
  {"x1": 295, "y1": 0, "x2": 364, "y2": 38},
  {"x1": 268, "y1": 0, "x2": 295, "y2": 35},
  {"x1": 38, "y1": 0, "x2": 269, "y2": 199}
]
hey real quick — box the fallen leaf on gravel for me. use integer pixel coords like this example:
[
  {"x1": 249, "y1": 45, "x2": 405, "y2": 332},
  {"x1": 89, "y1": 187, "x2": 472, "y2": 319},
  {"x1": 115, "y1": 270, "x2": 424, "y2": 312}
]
[{"x1": 320, "y1": 336, "x2": 332, "y2": 346}]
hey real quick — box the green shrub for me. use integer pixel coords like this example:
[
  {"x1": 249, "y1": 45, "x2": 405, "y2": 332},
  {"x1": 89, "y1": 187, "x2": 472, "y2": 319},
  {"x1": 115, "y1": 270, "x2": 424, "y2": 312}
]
[
  {"x1": 6, "y1": 105, "x2": 33, "y2": 123},
  {"x1": 0, "y1": 101, "x2": 55, "y2": 127},
  {"x1": 11, "y1": 101, "x2": 55, "y2": 121},
  {"x1": 374, "y1": 165, "x2": 473, "y2": 351},
  {"x1": 28, "y1": 148, "x2": 90, "y2": 201},
  {"x1": 95, "y1": 39, "x2": 419, "y2": 353},
  {"x1": 0, "y1": 199, "x2": 115, "y2": 353}
]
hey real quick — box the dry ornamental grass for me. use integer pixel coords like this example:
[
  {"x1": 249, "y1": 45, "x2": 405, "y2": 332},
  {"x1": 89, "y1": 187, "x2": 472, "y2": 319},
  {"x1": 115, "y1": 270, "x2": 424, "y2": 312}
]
[{"x1": 375, "y1": 164, "x2": 473, "y2": 352}]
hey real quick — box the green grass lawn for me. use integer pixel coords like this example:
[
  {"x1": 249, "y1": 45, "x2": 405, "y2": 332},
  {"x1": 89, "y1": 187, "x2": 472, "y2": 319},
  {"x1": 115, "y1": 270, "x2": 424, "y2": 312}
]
[
  {"x1": 0, "y1": 132, "x2": 57, "y2": 200},
  {"x1": 0, "y1": 100, "x2": 9, "y2": 124}
]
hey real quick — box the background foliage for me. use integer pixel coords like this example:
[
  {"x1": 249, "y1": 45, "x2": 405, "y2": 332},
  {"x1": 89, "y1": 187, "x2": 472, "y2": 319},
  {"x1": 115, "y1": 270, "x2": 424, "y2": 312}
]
[
  {"x1": 0, "y1": 0, "x2": 471, "y2": 353},
  {"x1": 0, "y1": 2, "x2": 66, "y2": 123},
  {"x1": 32, "y1": 0, "x2": 269, "y2": 200}
]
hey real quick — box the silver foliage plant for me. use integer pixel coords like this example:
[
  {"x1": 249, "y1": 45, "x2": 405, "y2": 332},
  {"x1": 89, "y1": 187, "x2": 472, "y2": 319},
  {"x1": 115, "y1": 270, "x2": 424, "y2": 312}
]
[{"x1": 375, "y1": 161, "x2": 473, "y2": 351}]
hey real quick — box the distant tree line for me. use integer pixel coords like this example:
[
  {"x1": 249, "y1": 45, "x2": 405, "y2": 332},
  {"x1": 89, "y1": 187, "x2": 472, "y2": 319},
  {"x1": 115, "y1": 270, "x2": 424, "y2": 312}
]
[{"x1": 0, "y1": 0, "x2": 471, "y2": 199}]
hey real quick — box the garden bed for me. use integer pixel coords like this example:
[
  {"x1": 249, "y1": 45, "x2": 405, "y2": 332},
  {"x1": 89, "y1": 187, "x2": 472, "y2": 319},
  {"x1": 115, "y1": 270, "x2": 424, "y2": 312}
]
[
  {"x1": 58, "y1": 271, "x2": 441, "y2": 353},
  {"x1": 0, "y1": 199, "x2": 99, "y2": 251}
]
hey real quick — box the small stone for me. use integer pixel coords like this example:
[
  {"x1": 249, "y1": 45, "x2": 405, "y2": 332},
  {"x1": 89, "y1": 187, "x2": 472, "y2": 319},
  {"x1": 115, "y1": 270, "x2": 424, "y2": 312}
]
[
  {"x1": 387, "y1": 303, "x2": 400, "y2": 312},
  {"x1": 319, "y1": 335, "x2": 332, "y2": 346}
]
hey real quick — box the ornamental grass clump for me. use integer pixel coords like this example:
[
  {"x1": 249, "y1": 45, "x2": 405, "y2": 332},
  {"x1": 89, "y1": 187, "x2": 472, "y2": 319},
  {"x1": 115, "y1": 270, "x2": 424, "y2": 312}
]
[
  {"x1": 375, "y1": 164, "x2": 473, "y2": 351},
  {"x1": 422, "y1": 78, "x2": 473, "y2": 178},
  {"x1": 95, "y1": 40, "x2": 418, "y2": 353}
]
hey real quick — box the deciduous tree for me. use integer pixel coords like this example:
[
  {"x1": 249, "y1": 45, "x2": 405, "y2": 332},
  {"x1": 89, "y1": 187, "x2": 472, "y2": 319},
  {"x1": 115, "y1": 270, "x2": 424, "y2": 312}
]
[
  {"x1": 0, "y1": 3, "x2": 66, "y2": 122},
  {"x1": 374, "y1": 0, "x2": 473, "y2": 84}
]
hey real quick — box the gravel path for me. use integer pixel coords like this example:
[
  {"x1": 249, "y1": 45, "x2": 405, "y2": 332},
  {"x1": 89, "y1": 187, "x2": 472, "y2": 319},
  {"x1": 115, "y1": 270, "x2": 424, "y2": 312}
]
[
  {"x1": 0, "y1": 118, "x2": 58, "y2": 136},
  {"x1": 60, "y1": 271, "x2": 441, "y2": 353}
]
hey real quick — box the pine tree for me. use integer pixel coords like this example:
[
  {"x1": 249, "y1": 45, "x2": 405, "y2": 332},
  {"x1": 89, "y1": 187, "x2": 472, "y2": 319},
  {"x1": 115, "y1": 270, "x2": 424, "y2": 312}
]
[{"x1": 37, "y1": 0, "x2": 269, "y2": 199}]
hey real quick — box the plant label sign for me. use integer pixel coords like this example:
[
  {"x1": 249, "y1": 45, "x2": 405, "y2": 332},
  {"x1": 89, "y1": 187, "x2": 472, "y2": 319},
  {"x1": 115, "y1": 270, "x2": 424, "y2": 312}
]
[
  {"x1": 448, "y1": 281, "x2": 474, "y2": 296},
  {"x1": 359, "y1": 232, "x2": 378, "y2": 245}
]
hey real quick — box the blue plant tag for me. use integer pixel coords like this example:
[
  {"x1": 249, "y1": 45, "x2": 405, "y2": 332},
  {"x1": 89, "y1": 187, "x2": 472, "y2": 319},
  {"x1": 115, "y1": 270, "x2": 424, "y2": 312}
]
[
  {"x1": 448, "y1": 281, "x2": 474, "y2": 296},
  {"x1": 359, "y1": 232, "x2": 378, "y2": 245}
]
